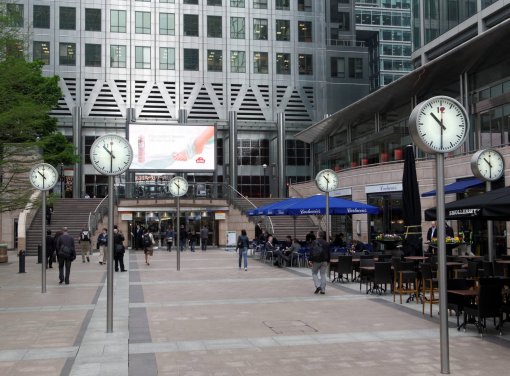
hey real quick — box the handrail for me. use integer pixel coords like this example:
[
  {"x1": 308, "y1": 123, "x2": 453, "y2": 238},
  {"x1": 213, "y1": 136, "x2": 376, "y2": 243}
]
[{"x1": 88, "y1": 195, "x2": 109, "y2": 235}]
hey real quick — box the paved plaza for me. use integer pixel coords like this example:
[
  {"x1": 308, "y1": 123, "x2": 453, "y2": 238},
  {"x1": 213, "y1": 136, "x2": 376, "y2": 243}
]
[{"x1": 0, "y1": 247, "x2": 509, "y2": 376}]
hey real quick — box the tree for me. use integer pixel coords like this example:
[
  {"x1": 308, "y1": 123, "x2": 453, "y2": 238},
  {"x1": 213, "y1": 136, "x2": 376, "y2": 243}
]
[{"x1": 0, "y1": 10, "x2": 77, "y2": 212}]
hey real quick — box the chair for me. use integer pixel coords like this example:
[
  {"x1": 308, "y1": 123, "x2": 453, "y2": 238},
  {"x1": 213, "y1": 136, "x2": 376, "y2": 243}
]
[
  {"x1": 421, "y1": 262, "x2": 438, "y2": 317},
  {"x1": 493, "y1": 261, "x2": 505, "y2": 277},
  {"x1": 393, "y1": 261, "x2": 418, "y2": 304},
  {"x1": 359, "y1": 258, "x2": 375, "y2": 292},
  {"x1": 481, "y1": 261, "x2": 494, "y2": 277},
  {"x1": 371, "y1": 262, "x2": 393, "y2": 295},
  {"x1": 463, "y1": 278, "x2": 503, "y2": 335},
  {"x1": 466, "y1": 260, "x2": 481, "y2": 280},
  {"x1": 447, "y1": 278, "x2": 476, "y2": 330},
  {"x1": 334, "y1": 256, "x2": 353, "y2": 283}
]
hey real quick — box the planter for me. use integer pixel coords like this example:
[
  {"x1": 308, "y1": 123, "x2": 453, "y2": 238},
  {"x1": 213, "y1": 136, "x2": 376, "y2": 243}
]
[{"x1": 380, "y1": 153, "x2": 389, "y2": 162}]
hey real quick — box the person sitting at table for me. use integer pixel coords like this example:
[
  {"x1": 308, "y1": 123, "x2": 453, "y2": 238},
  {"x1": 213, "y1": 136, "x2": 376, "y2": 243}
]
[
  {"x1": 350, "y1": 239, "x2": 364, "y2": 254},
  {"x1": 265, "y1": 234, "x2": 276, "y2": 263},
  {"x1": 305, "y1": 230, "x2": 316, "y2": 245},
  {"x1": 284, "y1": 235, "x2": 293, "y2": 249},
  {"x1": 332, "y1": 233, "x2": 346, "y2": 247},
  {"x1": 279, "y1": 237, "x2": 301, "y2": 266}
]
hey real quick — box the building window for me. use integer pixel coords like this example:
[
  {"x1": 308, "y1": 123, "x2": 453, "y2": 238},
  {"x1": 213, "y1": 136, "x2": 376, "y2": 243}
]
[
  {"x1": 253, "y1": 52, "x2": 268, "y2": 74},
  {"x1": 276, "y1": 53, "x2": 290, "y2": 74},
  {"x1": 85, "y1": 8, "x2": 101, "y2": 32},
  {"x1": 297, "y1": 0, "x2": 312, "y2": 12},
  {"x1": 160, "y1": 13, "x2": 175, "y2": 35},
  {"x1": 253, "y1": 0, "x2": 267, "y2": 9},
  {"x1": 208, "y1": 0, "x2": 222, "y2": 5},
  {"x1": 135, "y1": 12, "x2": 151, "y2": 34},
  {"x1": 85, "y1": 44, "x2": 101, "y2": 67},
  {"x1": 231, "y1": 50, "x2": 245, "y2": 73},
  {"x1": 286, "y1": 140, "x2": 310, "y2": 166},
  {"x1": 110, "y1": 45, "x2": 126, "y2": 68},
  {"x1": 60, "y1": 7, "x2": 76, "y2": 30},
  {"x1": 111, "y1": 10, "x2": 126, "y2": 33},
  {"x1": 183, "y1": 14, "x2": 199, "y2": 36},
  {"x1": 184, "y1": 0, "x2": 199, "y2": 4},
  {"x1": 33, "y1": 5, "x2": 50, "y2": 29},
  {"x1": 135, "y1": 46, "x2": 151, "y2": 69},
  {"x1": 276, "y1": 0, "x2": 290, "y2": 10},
  {"x1": 6, "y1": 4, "x2": 23, "y2": 27},
  {"x1": 298, "y1": 54, "x2": 312, "y2": 75},
  {"x1": 160, "y1": 0, "x2": 175, "y2": 2},
  {"x1": 207, "y1": 16, "x2": 222, "y2": 38},
  {"x1": 59, "y1": 43, "x2": 76, "y2": 66},
  {"x1": 231, "y1": 0, "x2": 245, "y2": 7},
  {"x1": 276, "y1": 20, "x2": 290, "y2": 41},
  {"x1": 332, "y1": 11, "x2": 350, "y2": 31},
  {"x1": 33, "y1": 42, "x2": 50, "y2": 65},
  {"x1": 207, "y1": 50, "x2": 222, "y2": 72},
  {"x1": 184, "y1": 48, "x2": 199, "y2": 70},
  {"x1": 298, "y1": 21, "x2": 312, "y2": 42},
  {"x1": 160, "y1": 47, "x2": 175, "y2": 70},
  {"x1": 230, "y1": 17, "x2": 245, "y2": 39},
  {"x1": 349, "y1": 57, "x2": 363, "y2": 79},
  {"x1": 253, "y1": 18, "x2": 268, "y2": 40},
  {"x1": 331, "y1": 57, "x2": 345, "y2": 78}
]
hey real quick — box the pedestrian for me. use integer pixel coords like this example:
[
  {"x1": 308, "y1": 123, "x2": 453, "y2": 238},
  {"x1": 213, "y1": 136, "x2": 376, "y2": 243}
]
[
  {"x1": 46, "y1": 206, "x2": 53, "y2": 225},
  {"x1": 308, "y1": 231, "x2": 330, "y2": 295},
  {"x1": 237, "y1": 229, "x2": 250, "y2": 271},
  {"x1": 79, "y1": 225, "x2": 91, "y2": 263},
  {"x1": 305, "y1": 230, "x2": 316, "y2": 245},
  {"x1": 165, "y1": 226, "x2": 174, "y2": 252},
  {"x1": 56, "y1": 227, "x2": 76, "y2": 285},
  {"x1": 255, "y1": 221, "x2": 263, "y2": 242},
  {"x1": 113, "y1": 228, "x2": 127, "y2": 272},
  {"x1": 143, "y1": 228, "x2": 154, "y2": 265},
  {"x1": 46, "y1": 229, "x2": 55, "y2": 269},
  {"x1": 188, "y1": 229, "x2": 197, "y2": 252},
  {"x1": 96, "y1": 228, "x2": 108, "y2": 265},
  {"x1": 179, "y1": 225, "x2": 187, "y2": 252},
  {"x1": 200, "y1": 225, "x2": 209, "y2": 251}
]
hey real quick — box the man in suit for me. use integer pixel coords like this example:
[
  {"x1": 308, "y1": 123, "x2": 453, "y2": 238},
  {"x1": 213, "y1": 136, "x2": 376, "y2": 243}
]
[
  {"x1": 56, "y1": 227, "x2": 76, "y2": 285},
  {"x1": 426, "y1": 221, "x2": 437, "y2": 253}
]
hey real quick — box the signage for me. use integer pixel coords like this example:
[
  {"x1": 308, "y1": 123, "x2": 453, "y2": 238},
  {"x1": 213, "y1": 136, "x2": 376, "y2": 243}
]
[
  {"x1": 215, "y1": 212, "x2": 226, "y2": 220},
  {"x1": 365, "y1": 183, "x2": 402, "y2": 194}
]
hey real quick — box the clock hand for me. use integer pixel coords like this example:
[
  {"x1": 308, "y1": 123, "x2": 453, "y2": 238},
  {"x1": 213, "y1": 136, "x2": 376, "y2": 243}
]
[
  {"x1": 483, "y1": 157, "x2": 492, "y2": 168},
  {"x1": 37, "y1": 171, "x2": 46, "y2": 180},
  {"x1": 103, "y1": 145, "x2": 114, "y2": 157},
  {"x1": 430, "y1": 113, "x2": 446, "y2": 130}
]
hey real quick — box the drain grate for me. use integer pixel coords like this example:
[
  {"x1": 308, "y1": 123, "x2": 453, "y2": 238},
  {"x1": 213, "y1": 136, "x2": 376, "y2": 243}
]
[{"x1": 263, "y1": 320, "x2": 318, "y2": 335}]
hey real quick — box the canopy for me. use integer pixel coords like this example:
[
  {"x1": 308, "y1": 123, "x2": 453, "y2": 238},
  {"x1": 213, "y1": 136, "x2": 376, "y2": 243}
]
[
  {"x1": 246, "y1": 198, "x2": 301, "y2": 216},
  {"x1": 421, "y1": 178, "x2": 484, "y2": 197},
  {"x1": 424, "y1": 186, "x2": 510, "y2": 220}
]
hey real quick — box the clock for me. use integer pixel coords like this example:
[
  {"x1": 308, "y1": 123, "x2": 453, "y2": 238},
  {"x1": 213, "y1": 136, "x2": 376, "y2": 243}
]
[
  {"x1": 29, "y1": 163, "x2": 59, "y2": 191},
  {"x1": 470, "y1": 148, "x2": 504, "y2": 182},
  {"x1": 90, "y1": 134, "x2": 133, "y2": 176},
  {"x1": 315, "y1": 169, "x2": 339, "y2": 192},
  {"x1": 409, "y1": 96, "x2": 469, "y2": 154},
  {"x1": 169, "y1": 176, "x2": 188, "y2": 197}
]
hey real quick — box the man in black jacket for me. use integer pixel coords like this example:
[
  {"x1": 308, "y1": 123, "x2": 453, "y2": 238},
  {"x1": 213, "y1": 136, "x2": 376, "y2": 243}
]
[
  {"x1": 46, "y1": 230, "x2": 56, "y2": 269},
  {"x1": 56, "y1": 227, "x2": 76, "y2": 285}
]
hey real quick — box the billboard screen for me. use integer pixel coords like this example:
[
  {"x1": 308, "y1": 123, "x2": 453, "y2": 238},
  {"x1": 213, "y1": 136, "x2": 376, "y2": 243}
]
[{"x1": 128, "y1": 124, "x2": 215, "y2": 171}]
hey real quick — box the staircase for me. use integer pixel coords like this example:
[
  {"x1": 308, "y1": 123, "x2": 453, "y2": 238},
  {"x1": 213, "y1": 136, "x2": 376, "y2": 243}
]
[{"x1": 25, "y1": 198, "x2": 103, "y2": 255}]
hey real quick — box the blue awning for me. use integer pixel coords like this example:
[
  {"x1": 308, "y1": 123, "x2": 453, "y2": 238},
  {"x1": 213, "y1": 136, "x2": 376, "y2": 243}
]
[{"x1": 421, "y1": 178, "x2": 484, "y2": 197}]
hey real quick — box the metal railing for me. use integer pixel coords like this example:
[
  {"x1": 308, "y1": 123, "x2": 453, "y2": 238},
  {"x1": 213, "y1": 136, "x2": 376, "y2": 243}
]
[{"x1": 88, "y1": 195, "x2": 108, "y2": 236}]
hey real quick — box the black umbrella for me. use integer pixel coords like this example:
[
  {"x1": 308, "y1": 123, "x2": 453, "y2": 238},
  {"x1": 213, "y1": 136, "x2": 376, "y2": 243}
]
[
  {"x1": 425, "y1": 186, "x2": 510, "y2": 220},
  {"x1": 402, "y1": 145, "x2": 422, "y2": 256}
]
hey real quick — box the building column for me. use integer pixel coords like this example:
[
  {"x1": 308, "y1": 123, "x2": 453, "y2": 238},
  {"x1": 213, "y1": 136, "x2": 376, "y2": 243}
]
[
  {"x1": 228, "y1": 111, "x2": 238, "y2": 191},
  {"x1": 72, "y1": 106, "x2": 82, "y2": 198},
  {"x1": 126, "y1": 108, "x2": 136, "y2": 199},
  {"x1": 277, "y1": 112, "x2": 286, "y2": 198}
]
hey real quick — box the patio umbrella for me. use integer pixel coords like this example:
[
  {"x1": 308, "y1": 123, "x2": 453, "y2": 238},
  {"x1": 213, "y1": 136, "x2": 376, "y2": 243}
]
[
  {"x1": 282, "y1": 194, "x2": 379, "y2": 216},
  {"x1": 424, "y1": 186, "x2": 510, "y2": 220},
  {"x1": 402, "y1": 145, "x2": 422, "y2": 256},
  {"x1": 246, "y1": 197, "x2": 302, "y2": 216}
]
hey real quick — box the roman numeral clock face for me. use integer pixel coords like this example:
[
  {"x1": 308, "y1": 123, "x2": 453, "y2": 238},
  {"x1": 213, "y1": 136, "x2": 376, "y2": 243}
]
[
  {"x1": 409, "y1": 96, "x2": 469, "y2": 154},
  {"x1": 91, "y1": 134, "x2": 133, "y2": 176}
]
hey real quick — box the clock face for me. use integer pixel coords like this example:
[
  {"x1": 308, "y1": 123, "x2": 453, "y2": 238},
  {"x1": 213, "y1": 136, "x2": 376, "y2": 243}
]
[
  {"x1": 91, "y1": 134, "x2": 133, "y2": 176},
  {"x1": 169, "y1": 176, "x2": 188, "y2": 197},
  {"x1": 315, "y1": 169, "x2": 339, "y2": 192},
  {"x1": 471, "y1": 149, "x2": 504, "y2": 181},
  {"x1": 29, "y1": 163, "x2": 59, "y2": 191},
  {"x1": 409, "y1": 96, "x2": 469, "y2": 154}
]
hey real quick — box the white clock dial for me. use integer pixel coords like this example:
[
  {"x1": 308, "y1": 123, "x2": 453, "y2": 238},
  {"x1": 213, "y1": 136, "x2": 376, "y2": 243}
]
[
  {"x1": 169, "y1": 176, "x2": 188, "y2": 197},
  {"x1": 409, "y1": 96, "x2": 469, "y2": 154},
  {"x1": 315, "y1": 169, "x2": 339, "y2": 192},
  {"x1": 29, "y1": 163, "x2": 59, "y2": 191},
  {"x1": 90, "y1": 134, "x2": 133, "y2": 176},
  {"x1": 471, "y1": 149, "x2": 504, "y2": 182}
]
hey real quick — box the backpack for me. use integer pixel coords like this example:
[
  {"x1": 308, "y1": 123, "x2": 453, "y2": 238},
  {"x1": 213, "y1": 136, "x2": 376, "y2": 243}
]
[
  {"x1": 81, "y1": 231, "x2": 90, "y2": 241},
  {"x1": 309, "y1": 240, "x2": 325, "y2": 262},
  {"x1": 143, "y1": 233, "x2": 152, "y2": 247}
]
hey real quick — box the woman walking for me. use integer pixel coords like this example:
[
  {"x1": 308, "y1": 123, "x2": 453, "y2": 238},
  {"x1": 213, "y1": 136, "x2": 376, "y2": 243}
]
[
  {"x1": 237, "y1": 229, "x2": 250, "y2": 271},
  {"x1": 143, "y1": 229, "x2": 154, "y2": 265}
]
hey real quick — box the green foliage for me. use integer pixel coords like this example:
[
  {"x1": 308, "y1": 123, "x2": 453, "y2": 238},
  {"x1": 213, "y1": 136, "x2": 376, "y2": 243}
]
[{"x1": 37, "y1": 132, "x2": 80, "y2": 166}]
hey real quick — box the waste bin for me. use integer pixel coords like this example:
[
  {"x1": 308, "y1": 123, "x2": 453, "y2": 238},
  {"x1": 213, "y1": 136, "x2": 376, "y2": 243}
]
[
  {"x1": 37, "y1": 244, "x2": 42, "y2": 264},
  {"x1": 0, "y1": 244, "x2": 7, "y2": 263},
  {"x1": 18, "y1": 250, "x2": 25, "y2": 273}
]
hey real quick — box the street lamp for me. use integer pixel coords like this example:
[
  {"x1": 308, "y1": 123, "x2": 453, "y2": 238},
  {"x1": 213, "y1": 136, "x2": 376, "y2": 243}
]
[
  {"x1": 262, "y1": 164, "x2": 267, "y2": 197},
  {"x1": 59, "y1": 163, "x2": 64, "y2": 198}
]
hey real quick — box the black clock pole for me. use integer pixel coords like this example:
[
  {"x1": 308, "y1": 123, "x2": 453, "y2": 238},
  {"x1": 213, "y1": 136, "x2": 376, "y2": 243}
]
[
  {"x1": 436, "y1": 153, "x2": 450, "y2": 374},
  {"x1": 107, "y1": 175, "x2": 114, "y2": 332},
  {"x1": 41, "y1": 190, "x2": 47, "y2": 293}
]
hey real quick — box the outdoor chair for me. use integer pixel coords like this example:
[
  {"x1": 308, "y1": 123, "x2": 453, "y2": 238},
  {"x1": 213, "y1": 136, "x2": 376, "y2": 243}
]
[
  {"x1": 371, "y1": 262, "x2": 393, "y2": 295},
  {"x1": 481, "y1": 261, "x2": 494, "y2": 277},
  {"x1": 393, "y1": 261, "x2": 418, "y2": 304},
  {"x1": 463, "y1": 278, "x2": 503, "y2": 335},
  {"x1": 359, "y1": 258, "x2": 375, "y2": 292},
  {"x1": 333, "y1": 255, "x2": 353, "y2": 283},
  {"x1": 447, "y1": 278, "x2": 476, "y2": 330},
  {"x1": 467, "y1": 260, "x2": 482, "y2": 280},
  {"x1": 493, "y1": 261, "x2": 505, "y2": 277},
  {"x1": 421, "y1": 262, "x2": 438, "y2": 317}
]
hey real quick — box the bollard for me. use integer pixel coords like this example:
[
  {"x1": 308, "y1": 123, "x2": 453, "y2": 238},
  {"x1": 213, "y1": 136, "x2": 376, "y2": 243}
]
[
  {"x1": 37, "y1": 244, "x2": 42, "y2": 264},
  {"x1": 18, "y1": 250, "x2": 26, "y2": 273}
]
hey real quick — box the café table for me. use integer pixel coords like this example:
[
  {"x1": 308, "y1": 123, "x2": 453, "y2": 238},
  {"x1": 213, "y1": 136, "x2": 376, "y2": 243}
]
[
  {"x1": 495, "y1": 259, "x2": 510, "y2": 277},
  {"x1": 447, "y1": 288, "x2": 478, "y2": 330},
  {"x1": 446, "y1": 262, "x2": 466, "y2": 278}
]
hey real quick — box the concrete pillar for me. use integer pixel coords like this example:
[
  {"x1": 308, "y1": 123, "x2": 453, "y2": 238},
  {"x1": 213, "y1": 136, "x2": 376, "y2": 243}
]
[
  {"x1": 229, "y1": 111, "x2": 238, "y2": 191},
  {"x1": 277, "y1": 113, "x2": 286, "y2": 198},
  {"x1": 72, "y1": 106, "x2": 82, "y2": 198}
]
